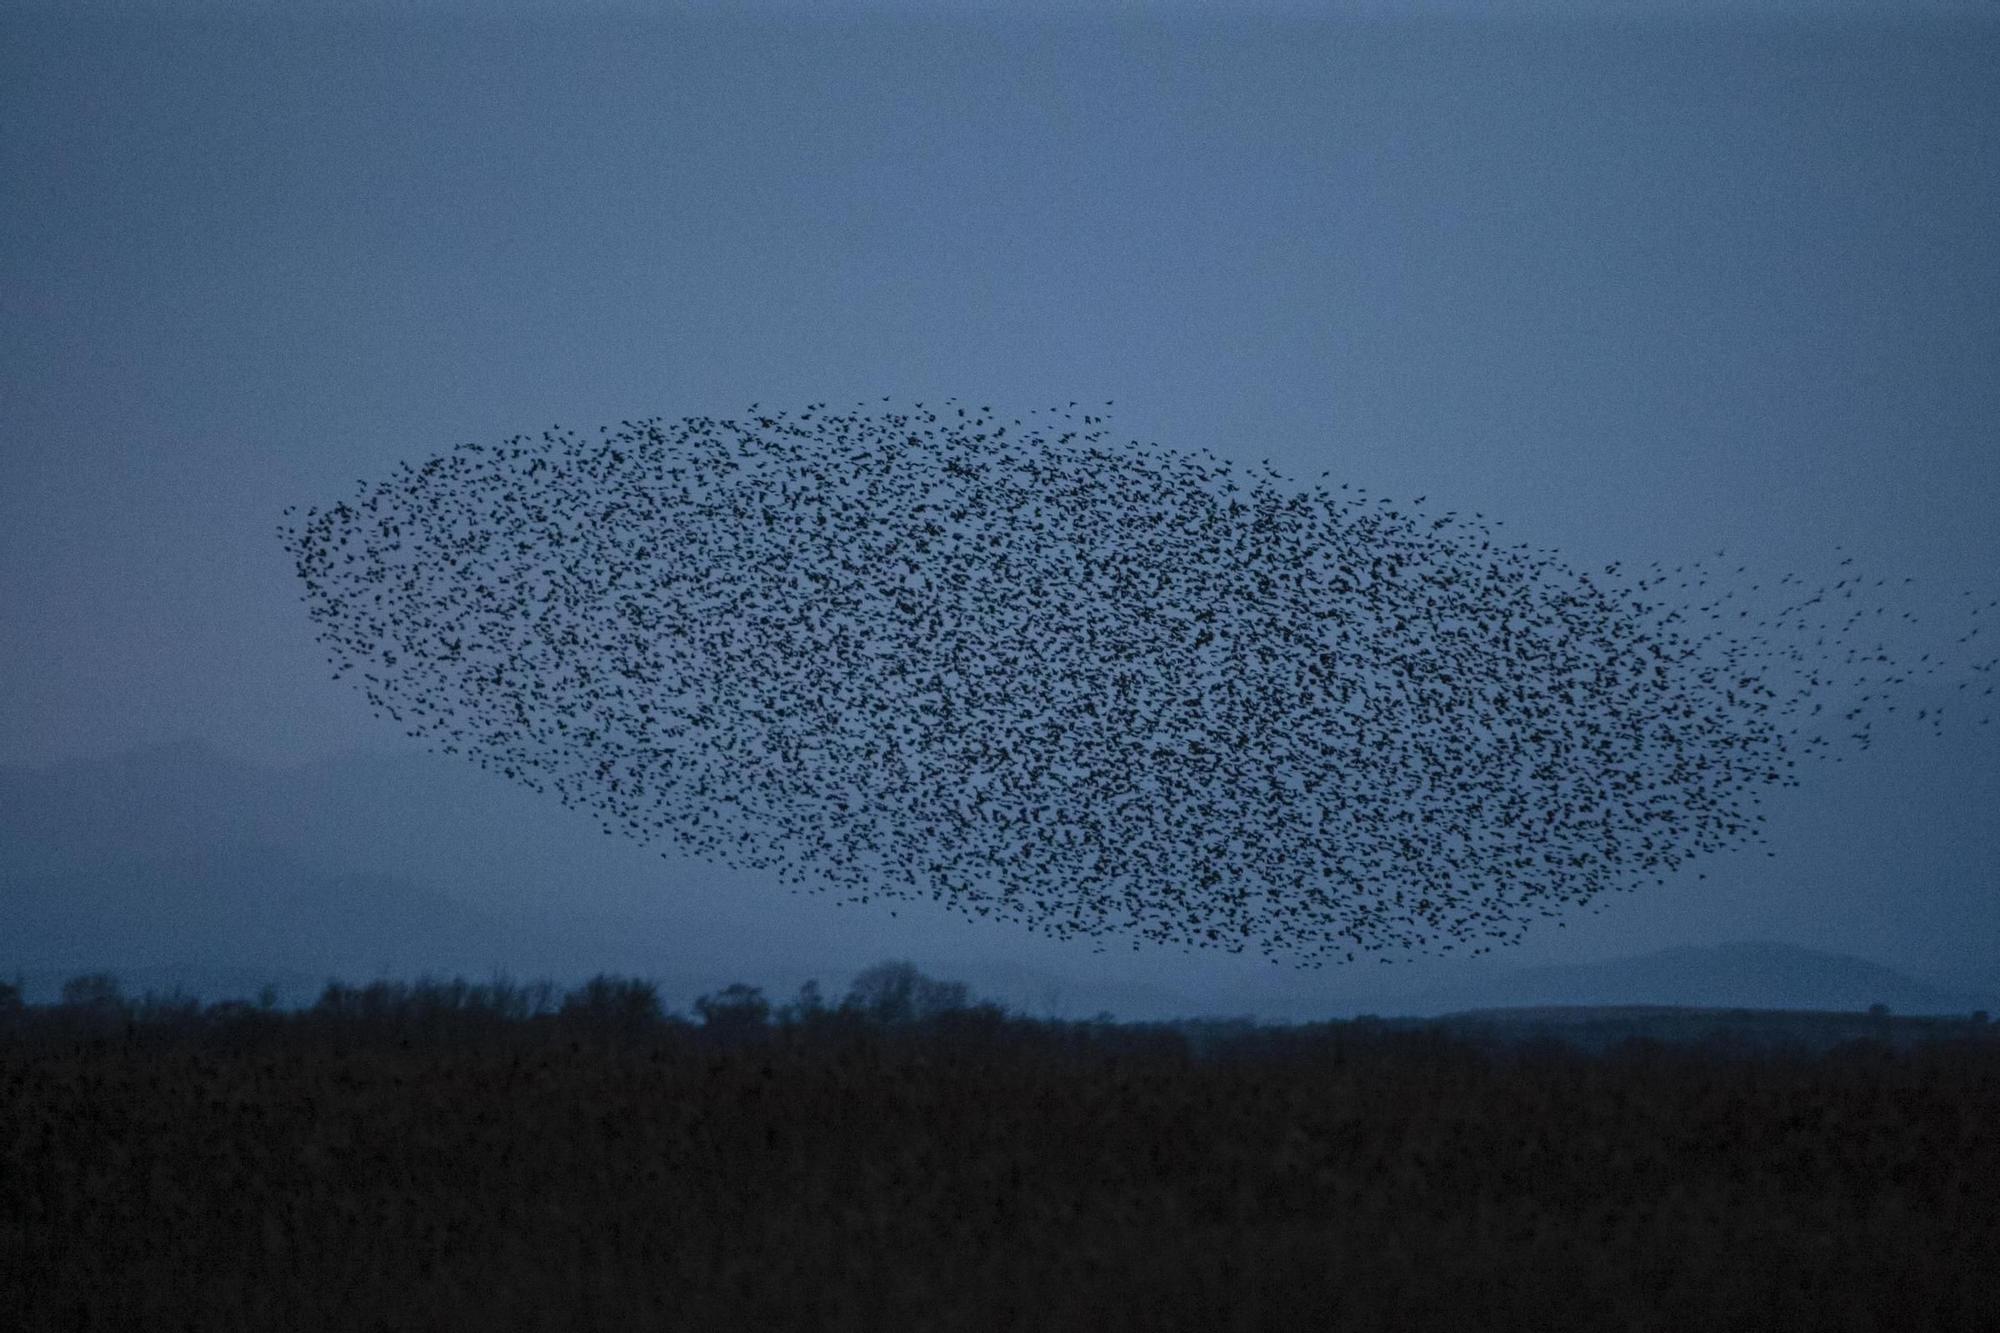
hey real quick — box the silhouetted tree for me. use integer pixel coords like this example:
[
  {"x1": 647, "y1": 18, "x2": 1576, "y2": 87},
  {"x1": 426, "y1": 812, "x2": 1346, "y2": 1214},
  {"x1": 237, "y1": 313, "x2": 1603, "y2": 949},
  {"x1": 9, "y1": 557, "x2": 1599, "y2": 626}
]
[
  {"x1": 560, "y1": 974, "x2": 663, "y2": 1030},
  {"x1": 475, "y1": 975, "x2": 556, "y2": 1021},
  {"x1": 694, "y1": 983, "x2": 770, "y2": 1039},
  {"x1": 777, "y1": 979, "x2": 827, "y2": 1025},
  {"x1": 134, "y1": 988, "x2": 203, "y2": 1026},
  {"x1": 314, "y1": 979, "x2": 426, "y2": 1024},
  {"x1": 60, "y1": 972, "x2": 124, "y2": 1012},
  {"x1": 844, "y1": 960, "x2": 971, "y2": 1025}
]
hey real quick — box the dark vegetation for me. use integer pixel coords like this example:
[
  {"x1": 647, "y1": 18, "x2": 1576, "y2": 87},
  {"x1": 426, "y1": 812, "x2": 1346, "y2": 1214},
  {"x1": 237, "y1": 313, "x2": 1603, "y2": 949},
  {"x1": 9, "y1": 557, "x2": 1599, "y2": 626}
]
[{"x1": 4, "y1": 964, "x2": 1997, "y2": 1331}]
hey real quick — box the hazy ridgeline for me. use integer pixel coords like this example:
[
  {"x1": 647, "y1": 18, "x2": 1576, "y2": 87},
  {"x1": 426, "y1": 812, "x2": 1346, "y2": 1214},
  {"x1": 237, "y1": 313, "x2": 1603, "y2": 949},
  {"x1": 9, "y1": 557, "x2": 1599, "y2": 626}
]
[{"x1": 4, "y1": 966, "x2": 1997, "y2": 1331}]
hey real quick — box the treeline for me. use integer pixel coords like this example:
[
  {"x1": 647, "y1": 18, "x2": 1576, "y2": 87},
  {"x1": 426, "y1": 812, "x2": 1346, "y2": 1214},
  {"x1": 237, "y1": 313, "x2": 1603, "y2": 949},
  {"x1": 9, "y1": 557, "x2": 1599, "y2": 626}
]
[
  {"x1": 2, "y1": 961, "x2": 1245, "y2": 1066},
  {"x1": 4, "y1": 963, "x2": 1995, "y2": 1063},
  {"x1": 0, "y1": 960, "x2": 1020, "y2": 1040}
]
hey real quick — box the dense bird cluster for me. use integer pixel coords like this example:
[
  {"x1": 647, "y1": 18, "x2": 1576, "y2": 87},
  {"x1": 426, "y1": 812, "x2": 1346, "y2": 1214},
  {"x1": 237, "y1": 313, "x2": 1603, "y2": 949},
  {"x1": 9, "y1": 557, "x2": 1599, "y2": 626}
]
[{"x1": 280, "y1": 400, "x2": 1997, "y2": 965}]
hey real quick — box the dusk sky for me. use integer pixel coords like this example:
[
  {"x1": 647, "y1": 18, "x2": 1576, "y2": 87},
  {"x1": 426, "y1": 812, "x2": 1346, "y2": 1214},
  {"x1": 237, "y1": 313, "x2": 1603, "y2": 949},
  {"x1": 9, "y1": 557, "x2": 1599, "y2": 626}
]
[{"x1": 5, "y1": 0, "x2": 1997, "y2": 1012}]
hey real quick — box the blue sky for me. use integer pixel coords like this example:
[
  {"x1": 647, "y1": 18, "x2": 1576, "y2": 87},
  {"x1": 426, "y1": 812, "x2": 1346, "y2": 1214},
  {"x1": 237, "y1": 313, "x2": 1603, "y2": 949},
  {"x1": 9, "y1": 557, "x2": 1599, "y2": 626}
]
[{"x1": 4, "y1": 1, "x2": 1996, "y2": 995}]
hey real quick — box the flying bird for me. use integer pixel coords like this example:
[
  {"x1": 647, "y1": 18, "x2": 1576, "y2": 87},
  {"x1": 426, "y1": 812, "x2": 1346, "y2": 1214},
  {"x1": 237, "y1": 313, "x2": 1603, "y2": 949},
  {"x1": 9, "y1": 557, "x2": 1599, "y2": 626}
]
[{"x1": 277, "y1": 399, "x2": 1997, "y2": 966}]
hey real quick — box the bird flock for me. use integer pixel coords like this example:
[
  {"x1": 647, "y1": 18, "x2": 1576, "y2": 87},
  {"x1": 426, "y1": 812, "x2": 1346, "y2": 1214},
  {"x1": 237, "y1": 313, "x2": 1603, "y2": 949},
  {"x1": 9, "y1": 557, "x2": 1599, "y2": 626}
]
[{"x1": 279, "y1": 400, "x2": 1997, "y2": 966}]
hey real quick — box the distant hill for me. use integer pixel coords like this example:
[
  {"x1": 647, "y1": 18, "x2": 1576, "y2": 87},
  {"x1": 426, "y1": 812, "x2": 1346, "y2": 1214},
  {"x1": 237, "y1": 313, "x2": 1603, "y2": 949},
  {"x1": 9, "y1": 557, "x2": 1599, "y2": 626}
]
[
  {"x1": 0, "y1": 741, "x2": 781, "y2": 1002},
  {"x1": 1395, "y1": 940, "x2": 1994, "y2": 1017},
  {"x1": 2, "y1": 840, "x2": 520, "y2": 998},
  {"x1": 0, "y1": 738, "x2": 264, "y2": 869}
]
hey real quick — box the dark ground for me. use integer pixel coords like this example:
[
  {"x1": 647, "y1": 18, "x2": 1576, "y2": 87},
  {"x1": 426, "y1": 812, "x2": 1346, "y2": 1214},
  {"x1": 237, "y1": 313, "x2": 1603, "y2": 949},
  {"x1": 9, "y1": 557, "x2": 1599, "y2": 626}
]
[{"x1": 3, "y1": 982, "x2": 1996, "y2": 1331}]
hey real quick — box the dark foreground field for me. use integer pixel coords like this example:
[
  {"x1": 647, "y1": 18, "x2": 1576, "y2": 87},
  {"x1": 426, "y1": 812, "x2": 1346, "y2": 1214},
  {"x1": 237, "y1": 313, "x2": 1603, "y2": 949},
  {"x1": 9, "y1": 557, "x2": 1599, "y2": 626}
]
[{"x1": 3, "y1": 978, "x2": 1997, "y2": 1332}]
